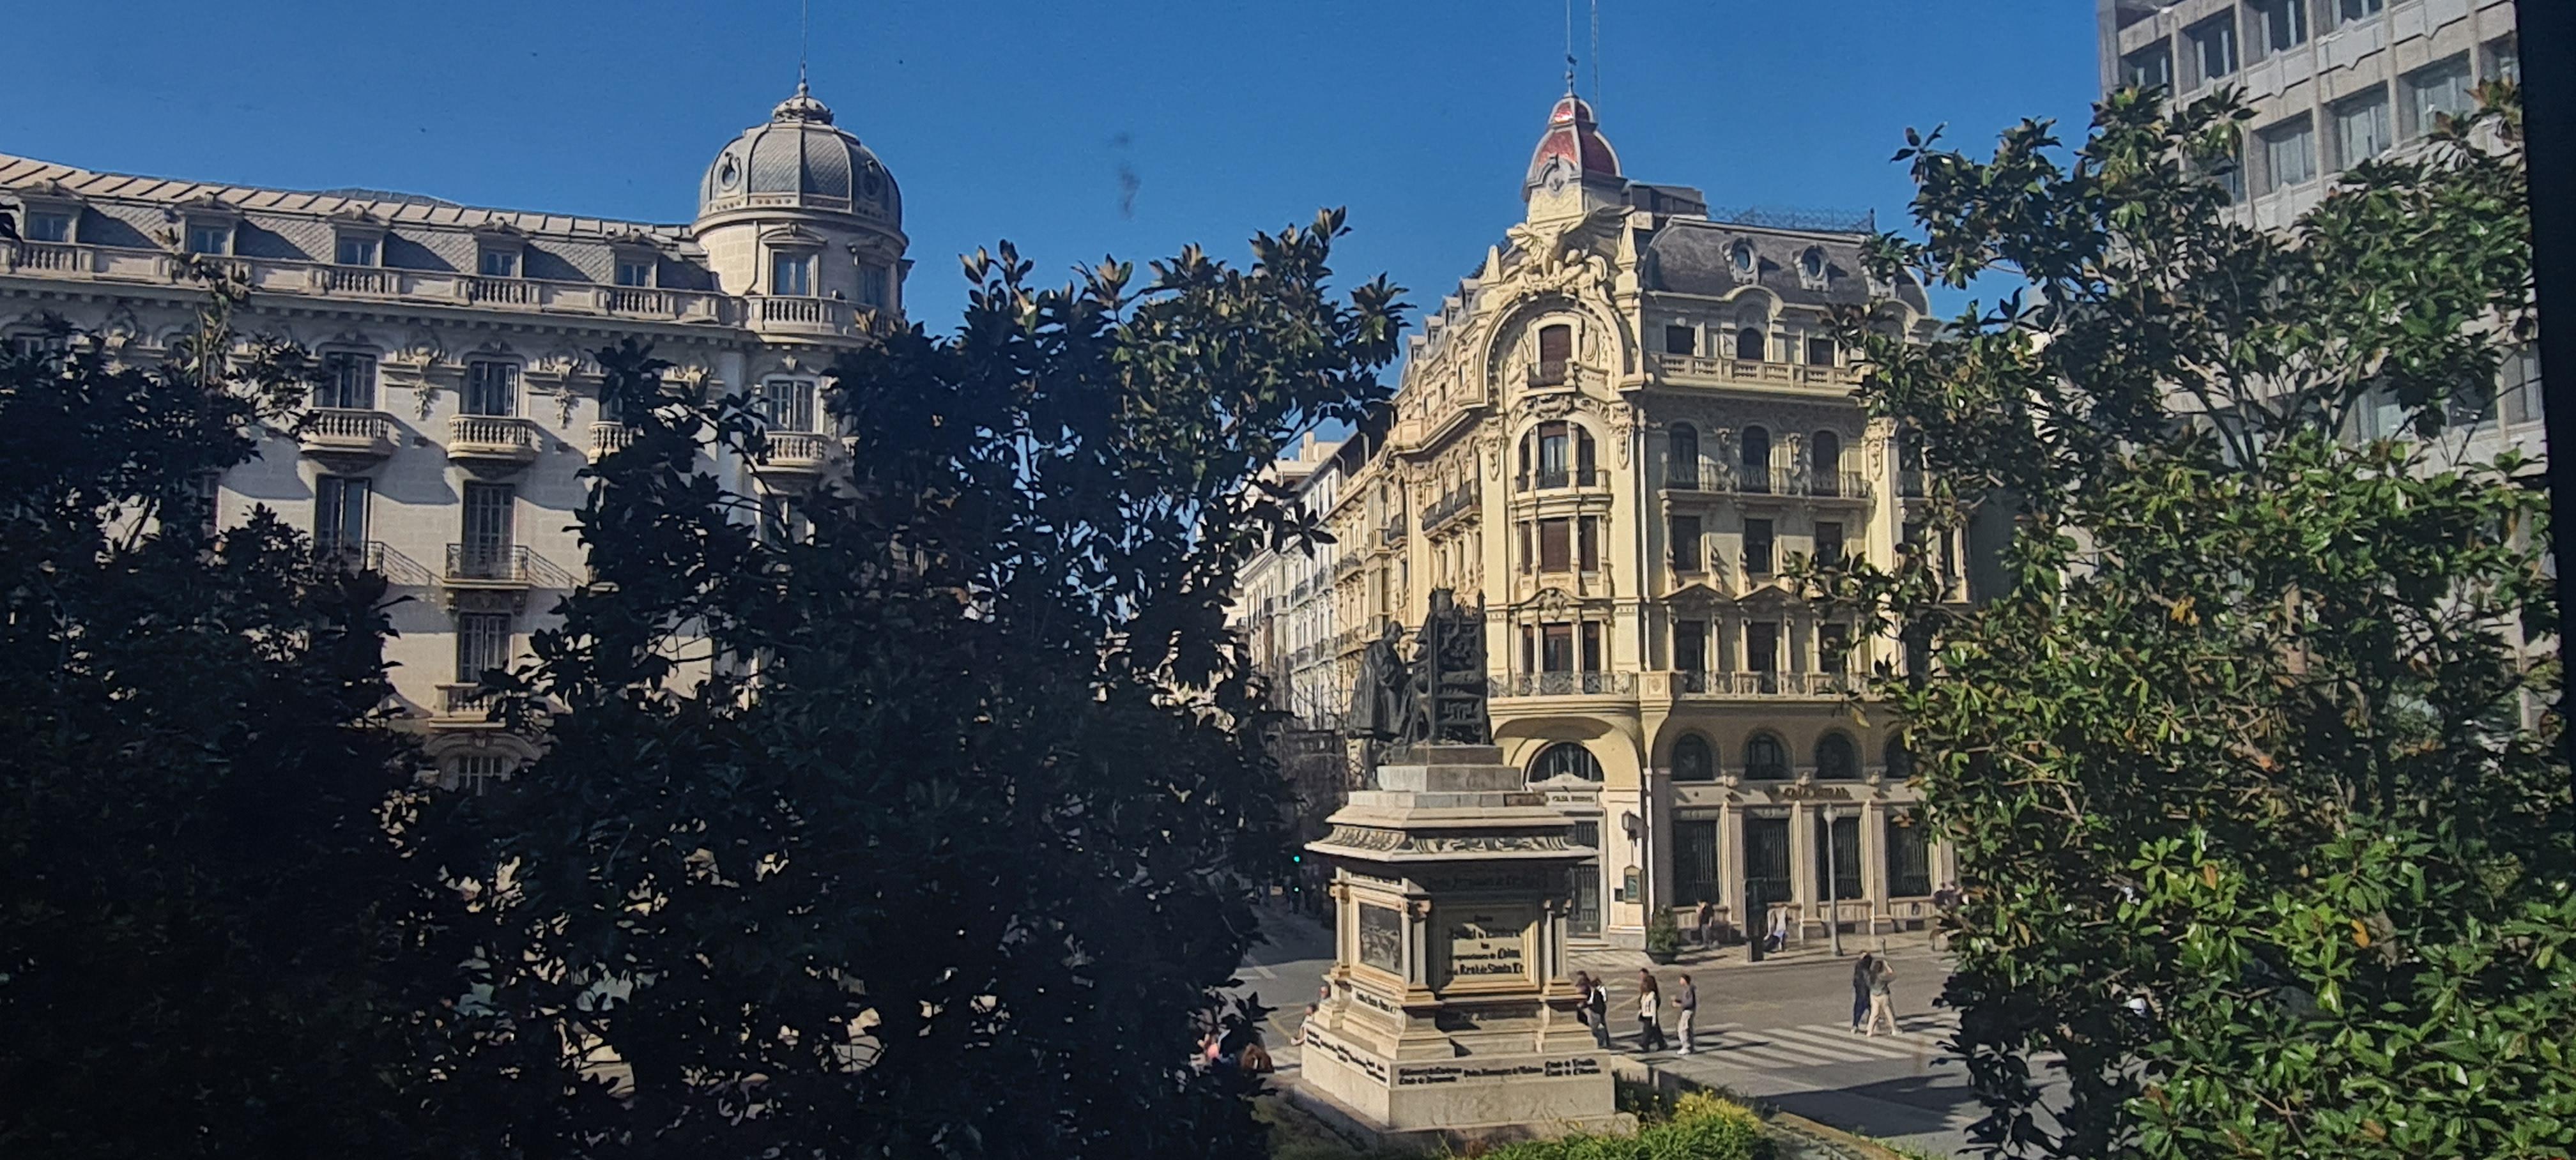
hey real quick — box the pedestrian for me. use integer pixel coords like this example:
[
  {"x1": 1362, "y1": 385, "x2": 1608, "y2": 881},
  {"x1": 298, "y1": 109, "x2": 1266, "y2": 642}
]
[
  {"x1": 1290, "y1": 1004, "x2": 1320, "y2": 1046},
  {"x1": 1692, "y1": 900, "x2": 1715, "y2": 948},
  {"x1": 1850, "y1": 951, "x2": 1876, "y2": 1032},
  {"x1": 1767, "y1": 906, "x2": 1790, "y2": 953},
  {"x1": 1635, "y1": 969, "x2": 1669, "y2": 1053},
  {"x1": 1863, "y1": 956, "x2": 1899, "y2": 1037},
  {"x1": 1676, "y1": 972, "x2": 1699, "y2": 1055},
  {"x1": 1583, "y1": 972, "x2": 1613, "y2": 1049}
]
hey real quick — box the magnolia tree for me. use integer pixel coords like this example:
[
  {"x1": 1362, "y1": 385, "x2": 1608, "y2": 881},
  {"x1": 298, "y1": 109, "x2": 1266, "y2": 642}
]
[
  {"x1": 424, "y1": 213, "x2": 1404, "y2": 1157},
  {"x1": 1824, "y1": 89, "x2": 2573, "y2": 1158}
]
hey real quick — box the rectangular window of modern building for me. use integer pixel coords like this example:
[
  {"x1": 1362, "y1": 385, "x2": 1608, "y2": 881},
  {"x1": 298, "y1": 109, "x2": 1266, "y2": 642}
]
[
  {"x1": 1815, "y1": 520, "x2": 1845, "y2": 567},
  {"x1": 2332, "y1": 88, "x2": 2391, "y2": 170},
  {"x1": 2486, "y1": 36, "x2": 2519, "y2": 85},
  {"x1": 455, "y1": 612, "x2": 512, "y2": 683},
  {"x1": 335, "y1": 236, "x2": 377, "y2": 266},
  {"x1": 1669, "y1": 515, "x2": 1701, "y2": 572},
  {"x1": 771, "y1": 252, "x2": 813, "y2": 296},
  {"x1": 2187, "y1": 14, "x2": 2238, "y2": 86},
  {"x1": 2122, "y1": 42, "x2": 2174, "y2": 91},
  {"x1": 615, "y1": 259, "x2": 654, "y2": 287},
  {"x1": 318, "y1": 352, "x2": 377, "y2": 410},
  {"x1": 1538, "y1": 517, "x2": 1571, "y2": 572},
  {"x1": 2335, "y1": 0, "x2": 2382, "y2": 26},
  {"x1": 2404, "y1": 56, "x2": 2474, "y2": 139},
  {"x1": 185, "y1": 222, "x2": 230, "y2": 256},
  {"x1": 1744, "y1": 517, "x2": 1774, "y2": 576},
  {"x1": 463, "y1": 360, "x2": 517, "y2": 416},
  {"x1": 758, "y1": 378, "x2": 816, "y2": 431},
  {"x1": 2251, "y1": 0, "x2": 2307, "y2": 56},
  {"x1": 477, "y1": 249, "x2": 518, "y2": 278},
  {"x1": 314, "y1": 475, "x2": 369, "y2": 555},
  {"x1": 24, "y1": 211, "x2": 71, "y2": 243},
  {"x1": 1664, "y1": 324, "x2": 1695, "y2": 355},
  {"x1": 2260, "y1": 115, "x2": 2317, "y2": 194}
]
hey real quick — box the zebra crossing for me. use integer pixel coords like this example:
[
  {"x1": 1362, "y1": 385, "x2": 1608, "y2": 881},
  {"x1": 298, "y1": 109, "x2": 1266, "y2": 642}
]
[{"x1": 1659, "y1": 1012, "x2": 1961, "y2": 1073}]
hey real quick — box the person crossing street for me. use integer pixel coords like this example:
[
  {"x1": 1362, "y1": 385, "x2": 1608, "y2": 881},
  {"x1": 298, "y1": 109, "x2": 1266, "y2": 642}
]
[
  {"x1": 1675, "y1": 972, "x2": 1699, "y2": 1055},
  {"x1": 1635, "y1": 969, "x2": 1670, "y2": 1053}
]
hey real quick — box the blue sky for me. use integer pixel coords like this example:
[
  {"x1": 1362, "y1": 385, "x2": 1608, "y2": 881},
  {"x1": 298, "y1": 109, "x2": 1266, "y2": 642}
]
[{"x1": 4, "y1": 0, "x2": 2101, "y2": 335}]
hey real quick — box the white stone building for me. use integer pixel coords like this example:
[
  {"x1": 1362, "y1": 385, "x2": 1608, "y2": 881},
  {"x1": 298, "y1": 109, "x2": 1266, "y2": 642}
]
[
  {"x1": 0, "y1": 84, "x2": 908, "y2": 789},
  {"x1": 1237, "y1": 94, "x2": 1962, "y2": 949},
  {"x1": 2098, "y1": 0, "x2": 2543, "y2": 457}
]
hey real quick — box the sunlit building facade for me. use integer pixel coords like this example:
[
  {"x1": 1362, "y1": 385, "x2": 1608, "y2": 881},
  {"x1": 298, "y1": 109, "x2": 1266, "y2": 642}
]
[{"x1": 0, "y1": 84, "x2": 908, "y2": 788}]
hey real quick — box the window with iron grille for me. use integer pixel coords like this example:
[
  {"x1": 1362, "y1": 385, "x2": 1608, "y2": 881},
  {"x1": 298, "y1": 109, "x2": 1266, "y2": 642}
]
[
  {"x1": 1885, "y1": 813, "x2": 1932, "y2": 897},
  {"x1": 314, "y1": 476, "x2": 369, "y2": 556}
]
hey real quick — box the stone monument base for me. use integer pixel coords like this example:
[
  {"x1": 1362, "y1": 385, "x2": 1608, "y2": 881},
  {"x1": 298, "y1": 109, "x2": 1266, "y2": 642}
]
[{"x1": 1291, "y1": 1024, "x2": 1632, "y2": 1152}]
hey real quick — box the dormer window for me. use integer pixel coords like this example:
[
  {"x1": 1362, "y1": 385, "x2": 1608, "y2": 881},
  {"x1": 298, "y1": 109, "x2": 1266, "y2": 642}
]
[
  {"x1": 615, "y1": 258, "x2": 655, "y2": 287},
  {"x1": 335, "y1": 236, "x2": 379, "y2": 266},
  {"x1": 478, "y1": 249, "x2": 519, "y2": 278},
  {"x1": 1728, "y1": 240, "x2": 1755, "y2": 275},
  {"x1": 185, "y1": 220, "x2": 233, "y2": 256},
  {"x1": 771, "y1": 251, "x2": 814, "y2": 296},
  {"x1": 22, "y1": 211, "x2": 72, "y2": 243},
  {"x1": 1798, "y1": 248, "x2": 1827, "y2": 282}
]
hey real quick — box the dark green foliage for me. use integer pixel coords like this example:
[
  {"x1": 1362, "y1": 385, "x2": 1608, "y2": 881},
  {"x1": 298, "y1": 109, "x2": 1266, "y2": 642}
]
[
  {"x1": 0, "y1": 269, "x2": 433, "y2": 1156},
  {"x1": 427, "y1": 213, "x2": 1404, "y2": 1157},
  {"x1": 1829, "y1": 86, "x2": 2573, "y2": 1157}
]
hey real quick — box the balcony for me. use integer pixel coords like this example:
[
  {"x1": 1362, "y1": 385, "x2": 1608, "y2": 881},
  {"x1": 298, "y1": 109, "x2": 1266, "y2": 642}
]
[
  {"x1": 0, "y1": 240, "x2": 737, "y2": 324},
  {"x1": 1668, "y1": 670, "x2": 1873, "y2": 698},
  {"x1": 1516, "y1": 468, "x2": 1603, "y2": 492},
  {"x1": 1664, "y1": 468, "x2": 1873, "y2": 501},
  {"x1": 1527, "y1": 360, "x2": 1569, "y2": 388},
  {"x1": 747, "y1": 294, "x2": 887, "y2": 341},
  {"x1": 1421, "y1": 485, "x2": 1481, "y2": 532},
  {"x1": 445, "y1": 415, "x2": 542, "y2": 477},
  {"x1": 1379, "y1": 514, "x2": 1408, "y2": 547},
  {"x1": 297, "y1": 407, "x2": 400, "y2": 466},
  {"x1": 1898, "y1": 468, "x2": 1929, "y2": 498},
  {"x1": 430, "y1": 683, "x2": 503, "y2": 727},
  {"x1": 443, "y1": 544, "x2": 578, "y2": 599},
  {"x1": 1494, "y1": 671, "x2": 1637, "y2": 698},
  {"x1": 749, "y1": 429, "x2": 834, "y2": 485},
  {"x1": 316, "y1": 540, "x2": 434, "y2": 586},
  {"x1": 1645, "y1": 351, "x2": 1865, "y2": 391},
  {"x1": 588, "y1": 421, "x2": 636, "y2": 463}
]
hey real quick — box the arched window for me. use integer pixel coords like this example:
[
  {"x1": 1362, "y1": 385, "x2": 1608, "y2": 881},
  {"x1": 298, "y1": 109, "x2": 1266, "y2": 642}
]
[
  {"x1": 1530, "y1": 742, "x2": 1605, "y2": 782},
  {"x1": 1668, "y1": 424, "x2": 1700, "y2": 490},
  {"x1": 1671, "y1": 733, "x2": 1715, "y2": 782},
  {"x1": 1800, "y1": 248, "x2": 1827, "y2": 280},
  {"x1": 1741, "y1": 426, "x2": 1772, "y2": 494},
  {"x1": 1811, "y1": 430, "x2": 1842, "y2": 496},
  {"x1": 1735, "y1": 326, "x2": 1766, "y2": 362},
  {"x1": 1743, "y1": 733, "x2": 1789, "y2": 780},
  {"x1": 1816, "y1": 733, "x2": 1859, "y2": 780},
  {"x1": 1884, "y1": 736, "x2": 1914, "y2": 779},
  {"x1": 1728, "y1": 240, "x2": 1756, "y2": 275}
]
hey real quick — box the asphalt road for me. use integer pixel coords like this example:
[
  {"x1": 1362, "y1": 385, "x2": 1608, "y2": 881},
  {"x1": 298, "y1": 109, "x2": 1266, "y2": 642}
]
[{"x1": 1235, "y1": 905, "x2": 2061, "y2": 1159}]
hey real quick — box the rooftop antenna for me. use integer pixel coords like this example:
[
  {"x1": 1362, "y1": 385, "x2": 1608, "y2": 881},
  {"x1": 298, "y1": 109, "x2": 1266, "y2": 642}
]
[
  {"x1": 1590, "y1": 0, "x2": 1600, "y2": 109},
  {"x1": 1563, "y1": 0, "x2": 1576, "y2": 95},
  {"x1": 798, "y1": 0, "x2": 811, "y2": 94}
]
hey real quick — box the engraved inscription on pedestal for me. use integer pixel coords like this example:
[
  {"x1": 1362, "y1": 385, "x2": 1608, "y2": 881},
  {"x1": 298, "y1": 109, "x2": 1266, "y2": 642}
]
[{"x1": 1438, "y1": 908, "x2": 1533, "y2": 988}]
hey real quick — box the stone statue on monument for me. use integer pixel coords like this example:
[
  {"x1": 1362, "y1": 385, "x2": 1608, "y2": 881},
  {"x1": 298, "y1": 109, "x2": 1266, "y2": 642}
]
[{"x1": 1346, "y1": 588, "x2": 1491, "y2": 759}]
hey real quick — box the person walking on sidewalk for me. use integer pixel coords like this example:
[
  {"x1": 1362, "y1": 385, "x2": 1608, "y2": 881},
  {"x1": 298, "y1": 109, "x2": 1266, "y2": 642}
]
[
  {"x1": 1850, "y1": 951, "x2": 1876, "y2": 1033},
  {"x1": 1575, "y1": 972, "x2": 1613, "y2": 1050},
  {"x1": 1675, "y1": 972, "x2": 1699, "y2": 1055},
  {"x1": 1862, "y1": 956, "x2": 1899, "y2": 1037},
  {"x1": 1635, "y1": 970, "x2": 1670, "y2": 1053}
]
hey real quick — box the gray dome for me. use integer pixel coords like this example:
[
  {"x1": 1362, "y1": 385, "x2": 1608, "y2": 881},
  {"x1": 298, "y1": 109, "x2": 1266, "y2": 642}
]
[{"x1": 698, "y1": 85, "x2": 901, "y2": 225}]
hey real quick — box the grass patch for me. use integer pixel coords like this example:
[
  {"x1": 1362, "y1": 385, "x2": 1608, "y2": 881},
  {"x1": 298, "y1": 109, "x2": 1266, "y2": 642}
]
[{"x1": 1471, "y1": 1091, "x2": 1773, "y2": 1160}]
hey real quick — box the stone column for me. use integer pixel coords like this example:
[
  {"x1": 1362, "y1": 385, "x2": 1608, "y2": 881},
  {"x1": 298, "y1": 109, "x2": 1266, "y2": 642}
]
[
  {"x1": 1786, "y1": 801, "x2": 1815, "y2": 938},
  {"x1": 1860, "y1": 798, "x2": 1889, "y2": 934}
]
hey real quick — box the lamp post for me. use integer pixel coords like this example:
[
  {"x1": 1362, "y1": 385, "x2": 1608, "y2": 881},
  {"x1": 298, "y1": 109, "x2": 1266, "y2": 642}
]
[{"x1": 1823, "y1": 804, "x2": 1843, "y2": 958}]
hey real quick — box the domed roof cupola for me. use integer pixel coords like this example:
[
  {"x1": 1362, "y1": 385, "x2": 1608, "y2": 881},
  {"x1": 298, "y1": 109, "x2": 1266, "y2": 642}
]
[
  {"x1": 698, "y1": 82, "x2": 901, "y2": 227},
  {"x1": 1524, "y1": 94, "x2": 1621, "y2": 201}
]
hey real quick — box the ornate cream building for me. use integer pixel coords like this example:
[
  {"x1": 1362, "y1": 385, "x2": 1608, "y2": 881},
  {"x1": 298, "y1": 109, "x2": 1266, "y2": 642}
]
[
  {"x1": 1238, "y1": 95, "x2": 1961, "y2": 949},
  {"x1": 0, "y1": 83, "x2": 907, "y2": 789}
]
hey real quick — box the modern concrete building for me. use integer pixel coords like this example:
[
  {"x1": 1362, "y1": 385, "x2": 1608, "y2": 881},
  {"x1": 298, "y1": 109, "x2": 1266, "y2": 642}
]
[
  {"x1": 0, "y1": 83, "x2": 908, "y2": 789},
  {"x1": 1236, "y1": 94, "x2": 1961, "y2": 949},
  {"x1": 2097, "y1": 0, "x2": 2543, "y2": 454}
]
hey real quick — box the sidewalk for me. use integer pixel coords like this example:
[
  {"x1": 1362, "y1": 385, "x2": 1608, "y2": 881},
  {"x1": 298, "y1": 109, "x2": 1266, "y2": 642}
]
[{"x1": 1571, "y1": 933, "x2": 1950, "y2": 979}]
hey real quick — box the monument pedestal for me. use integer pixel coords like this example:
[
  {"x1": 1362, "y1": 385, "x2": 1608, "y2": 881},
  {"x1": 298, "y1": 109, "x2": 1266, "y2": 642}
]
[{"x1": 1294, "y1": 744, "x2": 1630, "y2": 1151}]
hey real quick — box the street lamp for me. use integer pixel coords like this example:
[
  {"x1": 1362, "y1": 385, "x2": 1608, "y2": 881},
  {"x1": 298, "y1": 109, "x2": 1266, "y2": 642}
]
[{"x1": 1823, "y1": 804, "x2": 1843, "y2": 958}]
